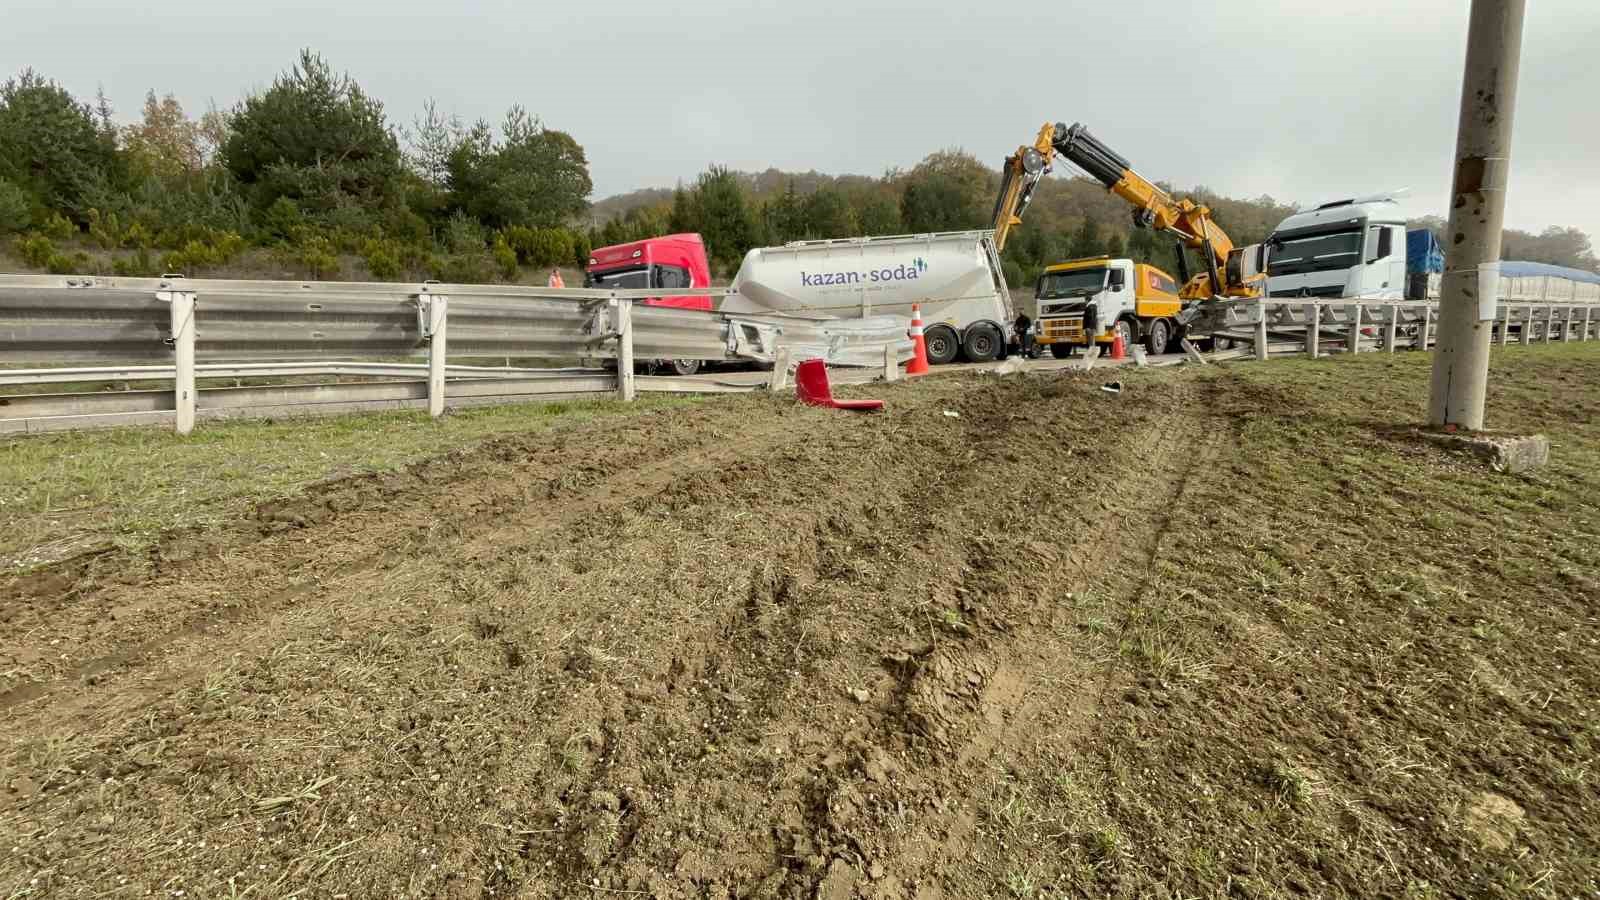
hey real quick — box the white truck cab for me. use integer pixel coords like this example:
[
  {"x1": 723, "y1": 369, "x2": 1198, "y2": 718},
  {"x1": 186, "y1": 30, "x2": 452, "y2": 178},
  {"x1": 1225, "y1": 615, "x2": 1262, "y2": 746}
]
[{"x1": 1266, "y1": 194, "x2": 1408, "y2": 300}]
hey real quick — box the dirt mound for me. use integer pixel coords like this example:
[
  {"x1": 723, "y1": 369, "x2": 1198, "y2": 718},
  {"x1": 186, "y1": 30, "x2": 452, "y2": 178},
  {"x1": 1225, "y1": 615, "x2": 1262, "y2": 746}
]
[{"x1": 4, "y1": 349, "x2": 1600, "y2": 897}]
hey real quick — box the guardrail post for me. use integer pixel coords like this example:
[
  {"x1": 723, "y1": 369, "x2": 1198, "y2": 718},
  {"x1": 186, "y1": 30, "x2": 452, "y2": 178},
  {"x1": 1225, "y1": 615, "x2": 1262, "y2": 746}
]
[
  {"x1": 1418, "y1": 305, "x2": 1432, "y2": 350},
  {"x1": 1348, "y1": 303, "x2": 1363, "y2": 354},
  {"x1": 883, "y1": 344, "x2": 900, "y2": 382},
  {"x1": 1545, "y1": 304, "x2": 1555, "y2": 343},
  {"x1": 1563, "y1": 306, "x2": 1574, "y2": 343},
  {"x1": 1385, "y1": 303, "x2": 1399, "y2": 353},
  {"x1": 1584, "y1": 306, "x2": 1593, "y2": 341},
  {"x1": 1307, "y1": 304, "x2": 1321, "y2": 358},
  {"x1": 425, "y1": 295, "x2": 448, "y2": 417},
  {"x1": 1496, "y1": 308, "x2": 1508, "y2": 345},
  {"x1": 165, "y1": 289, "x2": 197, "y2": 435},
  {"x1": 1255, "y1": 299, "x2": 1269, "y2": 361},
  {"x1": 769, "y1": 348, "x2": 792, "y2": 392},
  {"x1": 1524, "y1": 304, "x2": 1533, "y2": 343},
  {"x1": 616, "y1": 296, "x2": 636, "y2": 402}
]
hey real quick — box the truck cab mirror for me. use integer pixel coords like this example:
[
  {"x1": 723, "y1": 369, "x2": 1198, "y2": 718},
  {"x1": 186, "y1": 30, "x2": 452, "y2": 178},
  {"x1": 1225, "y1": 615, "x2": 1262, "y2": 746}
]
[{"x1": 1108, "y1": 268, "x2": 1126, "y2": 290}]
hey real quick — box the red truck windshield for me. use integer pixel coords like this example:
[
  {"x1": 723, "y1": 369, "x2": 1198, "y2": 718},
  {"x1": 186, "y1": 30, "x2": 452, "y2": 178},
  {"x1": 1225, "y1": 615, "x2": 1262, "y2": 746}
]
[
  {"x1": 587, "y1": 266, "x2": 650, "y2": 289},
  {"x1": 586, "y1": 264, "x2": 694, "y2": 290}
]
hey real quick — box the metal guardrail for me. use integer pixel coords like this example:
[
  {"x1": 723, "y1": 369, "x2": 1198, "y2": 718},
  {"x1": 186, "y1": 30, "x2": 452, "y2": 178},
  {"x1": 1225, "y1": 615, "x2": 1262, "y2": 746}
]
[
  {"x1": 0, "y1": 274, "x2": 915, "y2": 434},
  {"x1": 1188, "y1": 296, "x2": 1600, "y2": 359}
]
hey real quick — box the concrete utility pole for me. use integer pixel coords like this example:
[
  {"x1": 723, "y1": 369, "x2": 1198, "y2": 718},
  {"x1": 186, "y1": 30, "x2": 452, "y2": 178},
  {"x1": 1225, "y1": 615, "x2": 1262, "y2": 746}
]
[{"x1": 1427, "y1": 0, "x2": 1526, "y2": 430}]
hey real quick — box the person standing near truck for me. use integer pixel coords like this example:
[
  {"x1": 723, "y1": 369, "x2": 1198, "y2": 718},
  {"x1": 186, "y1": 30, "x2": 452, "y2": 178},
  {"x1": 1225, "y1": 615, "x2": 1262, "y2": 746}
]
[
  {"x1": 1014, "y1": 312, "x2": 1038, "y2": 358},
  {"x1": 547, "y1": 267, "x2": 565, "y2": 289}
]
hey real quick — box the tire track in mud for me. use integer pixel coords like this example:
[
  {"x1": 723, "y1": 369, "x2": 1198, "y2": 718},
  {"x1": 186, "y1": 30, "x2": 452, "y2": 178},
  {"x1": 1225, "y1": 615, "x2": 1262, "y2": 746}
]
[
  {"x1": 513, "y1": 374, "x2": 1234, "y2": 898},
  {"x1": 0, "y1": 369, "x2": 1233, "y2": 898},
  {"x1": 749, "y1": 385, "x2": 1232, "y2": 899}
]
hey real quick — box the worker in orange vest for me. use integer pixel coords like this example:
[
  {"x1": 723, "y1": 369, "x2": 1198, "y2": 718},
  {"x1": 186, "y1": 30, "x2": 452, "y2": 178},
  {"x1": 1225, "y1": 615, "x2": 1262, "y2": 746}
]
[{"x1": 547, "y1": 267, "x2": 565, "y2": 289}]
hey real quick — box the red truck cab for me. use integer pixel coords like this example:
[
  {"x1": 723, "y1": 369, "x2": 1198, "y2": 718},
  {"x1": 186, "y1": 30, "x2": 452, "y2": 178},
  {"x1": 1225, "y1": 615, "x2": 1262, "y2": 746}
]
[{"x1": 584, "y1": 233, "x2": 714, "y2": 311}]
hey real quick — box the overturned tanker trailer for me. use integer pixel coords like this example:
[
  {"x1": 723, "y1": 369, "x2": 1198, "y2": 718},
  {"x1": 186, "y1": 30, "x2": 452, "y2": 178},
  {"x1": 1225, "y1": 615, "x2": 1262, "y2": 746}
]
[{"x1": 720, "y1": 231, "x2": 1018, "y2": 364}]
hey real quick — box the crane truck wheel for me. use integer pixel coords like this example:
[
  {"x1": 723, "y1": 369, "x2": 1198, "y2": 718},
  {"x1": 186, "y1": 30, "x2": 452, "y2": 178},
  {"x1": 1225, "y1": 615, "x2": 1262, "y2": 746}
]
[
  {"x1": 1145, "y1": 318, "x2": 1172, "y2": 356},
  {"x1": 961, "y1": 322, "x2": 1003, "y2": 362},
  {"x1": 670, "y1": 359, "x2": 702, "y2": 377},
  {"x1": 1114, "y1": 318, "x2": 1138, "y2": 352},
  {"x1": 924, "y1": 324, "x2": 961, "y2": 365},
  {"x1": 1050, "y1": 343, "x2": 1075, "y2": 359}
]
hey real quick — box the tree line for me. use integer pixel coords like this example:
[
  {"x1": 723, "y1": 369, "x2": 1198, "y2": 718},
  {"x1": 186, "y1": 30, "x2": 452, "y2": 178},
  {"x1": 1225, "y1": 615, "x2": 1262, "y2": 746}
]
[
  {"x1": 2, "y1": 52, "x2": 1595, "y2": 286},
  {"x1": 0, "y1": 52, "x2": 594, "y2": 282}
]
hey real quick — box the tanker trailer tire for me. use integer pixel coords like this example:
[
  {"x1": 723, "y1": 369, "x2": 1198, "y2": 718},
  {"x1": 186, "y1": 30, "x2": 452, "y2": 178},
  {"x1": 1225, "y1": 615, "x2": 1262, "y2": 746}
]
[
  {"x1": 670, "y1": 359, "x2": 702, "y2": 377},
  {"x1": 1145, "y1": 318, "x2": 1171, "y2": 356},
  {"x1": 961, "y1": 322, "x2": 1003, "y2": 363},
  {"x1": 924, "y1": 325, "x2": 960, "y2": 365}
]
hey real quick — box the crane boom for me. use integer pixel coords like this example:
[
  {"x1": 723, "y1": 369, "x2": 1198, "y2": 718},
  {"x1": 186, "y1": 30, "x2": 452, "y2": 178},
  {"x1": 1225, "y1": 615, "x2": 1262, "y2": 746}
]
[
  {"x1": 990, "y1": 122, "x2": 1265, "y2": 300},
  {"x1": 990, "y1": 124, "x2": 1056, "y2": 253}
]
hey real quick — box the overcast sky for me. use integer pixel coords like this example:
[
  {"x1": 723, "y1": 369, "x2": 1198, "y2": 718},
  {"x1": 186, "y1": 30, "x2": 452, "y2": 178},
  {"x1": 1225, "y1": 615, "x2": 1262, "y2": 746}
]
[{"x1": 5, "y1": 0, "x2": 1597, "y2": 241}]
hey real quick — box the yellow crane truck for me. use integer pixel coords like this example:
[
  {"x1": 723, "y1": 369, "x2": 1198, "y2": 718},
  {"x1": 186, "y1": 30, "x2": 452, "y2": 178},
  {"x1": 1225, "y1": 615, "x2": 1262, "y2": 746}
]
[{"x1": 1032, "y1": 256, "x2": 1185, "y2": 357}]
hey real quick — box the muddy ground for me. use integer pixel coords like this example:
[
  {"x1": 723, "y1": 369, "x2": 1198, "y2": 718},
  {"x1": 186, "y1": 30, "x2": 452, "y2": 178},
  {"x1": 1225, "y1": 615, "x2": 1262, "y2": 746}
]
[{"x1": 3, "y1": 347, "x2": 1598, "y2": 898}]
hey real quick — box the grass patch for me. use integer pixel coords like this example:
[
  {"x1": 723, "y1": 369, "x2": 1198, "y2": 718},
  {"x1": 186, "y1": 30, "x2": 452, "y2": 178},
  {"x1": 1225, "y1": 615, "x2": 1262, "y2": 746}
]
[{"x1": 0, "y1": 395, "x2": 698, "y2": 568}]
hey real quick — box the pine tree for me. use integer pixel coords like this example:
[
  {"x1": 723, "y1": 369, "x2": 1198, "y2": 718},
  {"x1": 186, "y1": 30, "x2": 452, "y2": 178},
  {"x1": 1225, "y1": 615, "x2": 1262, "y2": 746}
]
[
  {"x1": 1069, "y1": 217, "x2": 1101, "y2": 259},
  {"x1": 1103, "y1": 230, "x2": 1126, "y2": 259}
]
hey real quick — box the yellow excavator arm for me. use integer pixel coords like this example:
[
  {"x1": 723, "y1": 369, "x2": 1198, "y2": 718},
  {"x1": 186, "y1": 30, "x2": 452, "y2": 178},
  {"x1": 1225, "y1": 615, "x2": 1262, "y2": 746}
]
[{"x1": 990, "y1": 122, "x2": 1265, "y2": 300}]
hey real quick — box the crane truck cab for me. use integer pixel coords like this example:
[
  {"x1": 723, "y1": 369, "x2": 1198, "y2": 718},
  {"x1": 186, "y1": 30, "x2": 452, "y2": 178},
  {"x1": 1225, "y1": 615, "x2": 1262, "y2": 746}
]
[
  {"x1": 1265, "y1": 195, "x2": 1408, "y2": 300},
  {"x1": 585, "y1": 234, "x2": 716, "y2": 375},
  {"x1": 1033, "y1": 257, "x2": 1183, "y2": 357}
]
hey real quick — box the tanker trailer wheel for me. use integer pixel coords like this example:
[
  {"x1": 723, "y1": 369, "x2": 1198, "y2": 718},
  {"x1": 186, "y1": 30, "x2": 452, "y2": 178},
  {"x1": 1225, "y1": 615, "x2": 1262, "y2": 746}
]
[
  {"x1": 924, "y1": 324, "x2": 961, "y2": 365},
  {"x1": 670, "y1": 358, "x2": 702, "y2": 377},
  {"x1": 961, "y1": 323, "x2": 1003, "y2": 363},
  {"x1": 1145, "y1": 318, "x2": 1171, "y2": 356}
]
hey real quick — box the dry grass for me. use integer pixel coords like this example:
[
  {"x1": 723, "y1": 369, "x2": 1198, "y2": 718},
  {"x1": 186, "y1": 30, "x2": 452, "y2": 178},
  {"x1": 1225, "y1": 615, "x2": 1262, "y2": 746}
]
[{"x1": 0, "y1": 395, "x2": 697, "y2": 569}]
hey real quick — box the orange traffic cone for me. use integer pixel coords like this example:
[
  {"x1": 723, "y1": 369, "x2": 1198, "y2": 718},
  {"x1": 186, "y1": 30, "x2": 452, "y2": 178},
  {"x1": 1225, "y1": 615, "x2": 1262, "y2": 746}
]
[
  {"x1": 1110, "y1": 332, "x2": 1126, "y2": 360},
  {"x1": 906, "y1": 304, "x2": 931, "y2": 376}
]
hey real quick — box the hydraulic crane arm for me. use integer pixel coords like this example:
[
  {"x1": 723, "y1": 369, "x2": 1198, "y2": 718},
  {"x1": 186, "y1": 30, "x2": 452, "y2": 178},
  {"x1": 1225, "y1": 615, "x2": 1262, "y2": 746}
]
[
  {"x1": 990, "y1": 124, "x2": 1057, "y2": 253},
  {"x1": 1051, "y1": 122, "x2": 1251, "y2": 300},
  {"x1": 990, "y1": 121, "x2": 1266, "y2": 300}
]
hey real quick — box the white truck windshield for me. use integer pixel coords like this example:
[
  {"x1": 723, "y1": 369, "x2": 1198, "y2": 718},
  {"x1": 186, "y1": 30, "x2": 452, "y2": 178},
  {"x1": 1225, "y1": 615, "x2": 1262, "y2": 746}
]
[
  {"x1": 1270, "y1": 229, "x2": 1363, "y2": 276},
  {"x1": 1037, "y1": 269, "x2": 1107, "y2": 299}
]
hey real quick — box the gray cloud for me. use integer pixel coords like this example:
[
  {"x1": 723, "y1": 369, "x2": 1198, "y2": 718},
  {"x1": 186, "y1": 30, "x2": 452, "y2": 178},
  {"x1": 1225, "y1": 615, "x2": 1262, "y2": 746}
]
[{"x1": 5, "y1": 0, "x2": 1596, "y2": 242}]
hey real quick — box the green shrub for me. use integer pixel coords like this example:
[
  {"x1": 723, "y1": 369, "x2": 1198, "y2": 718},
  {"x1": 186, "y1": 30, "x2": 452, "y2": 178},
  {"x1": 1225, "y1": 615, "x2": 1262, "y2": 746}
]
[
  {"x1": 39, "y1": 212, "x2": 76, "y2": 241},
  {"x1": 504, "y1": 225, "x2": 575, "y2": 268},
  {"x1": 381, "y1": 206, "x2": 430, "y2": 245},
  {"x1": 86, "y1": 208, "x2": 123, "y2": 249},
  {"x1": 156, "y1": 230, "x2": 245, "y2": 274},
  {"x1": 570, "y1": 230, "x2": 592, "y2": 268},
  {"x1": 0, "y1": 178, "x2": 31, "y2": 235},
  {"x1": 433, "y1": 252, "x2": 492, "y2": 284},
  {"x1": 492, "y1": 234, "x2": 518, "y2": 281},
  {"x1": 122, "y1": 221, "x2": 153, "y2": 249},
  {"x1": 503, "y1": 224, "x2": 536, "y2": 262},
  {"x1": 296, "y1": 236, "x2": 340, "y2": 280},
  {"x1": 45, "y1": 250, "x2": 88, "y2": 274},
  {"x1": 321, "y1": 203, "x2": 377, "y2": 241},
  {"x1": 16, "y1": 233, "x2": 55, "y2": 268},
  {"x1": 262, "y1": 196, "x2": 305, "y2": 241},
  {"x1": 113, "y1": 247, "x2": 158, "y2": 277},
  {"x1": 442, "y1": 211, "x2": 484, "y2": 254},
  {"x1": 360, "y1": 237, "x2": 403, "y2": 280}
]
